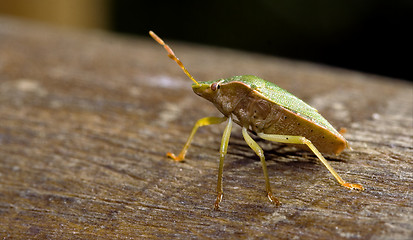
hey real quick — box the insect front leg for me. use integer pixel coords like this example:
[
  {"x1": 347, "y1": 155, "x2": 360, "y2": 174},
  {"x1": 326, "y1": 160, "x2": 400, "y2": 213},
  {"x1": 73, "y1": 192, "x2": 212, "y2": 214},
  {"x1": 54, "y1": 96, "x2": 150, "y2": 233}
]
[
  {"x1": 214, "y1": 115, "x2": 233, "y2": 210},
  {"x1": 167, "y1": 116, "x2": 227, "y2": 161},
  {"x1": 257, "y1": 133, "x2": 364, "y2": 191},
  {"x1": 242, "y1": 127, "x2": 281, "y2": 206}
]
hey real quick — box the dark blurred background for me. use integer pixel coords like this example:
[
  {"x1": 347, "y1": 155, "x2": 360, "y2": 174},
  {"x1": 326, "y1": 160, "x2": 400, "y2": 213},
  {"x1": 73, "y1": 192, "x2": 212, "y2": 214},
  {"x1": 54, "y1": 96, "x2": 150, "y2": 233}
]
[{"x1": 1, "y1": 0, "x2": 412, "y2": 81}]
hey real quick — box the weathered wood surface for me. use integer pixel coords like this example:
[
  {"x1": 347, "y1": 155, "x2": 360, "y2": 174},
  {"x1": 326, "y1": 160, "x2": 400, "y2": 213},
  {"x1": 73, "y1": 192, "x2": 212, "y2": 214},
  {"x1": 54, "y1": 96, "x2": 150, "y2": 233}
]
[{"x1": 0, "y1": 17, "x2": 412, "y2": 239}]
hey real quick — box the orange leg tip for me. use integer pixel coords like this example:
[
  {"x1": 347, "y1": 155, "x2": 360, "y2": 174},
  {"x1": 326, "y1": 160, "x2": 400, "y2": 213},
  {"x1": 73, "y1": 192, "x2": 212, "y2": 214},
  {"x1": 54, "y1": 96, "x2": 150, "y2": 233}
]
[
  {"x1": 214, "y1": 193, "x2": 223, "y2": 210},
  {"x1": 268, "y1": 192, "x2": 281, "y2": 206},
  {"x1": 343, "y1": 182, "x2": 365, "y2": 191},
  {"x1": 166, "y1": 152, "x2": 184, "y2": 162},
  {"x1": 339, "y1": 127, "x2": 348, "y2": 135}
]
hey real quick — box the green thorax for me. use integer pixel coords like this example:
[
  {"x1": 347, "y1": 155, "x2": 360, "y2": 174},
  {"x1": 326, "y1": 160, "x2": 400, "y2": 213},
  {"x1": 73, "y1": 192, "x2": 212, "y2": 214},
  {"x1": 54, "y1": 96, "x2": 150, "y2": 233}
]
[{"x1": 199, "y1": 75, "x2": 340, "y2": 135}]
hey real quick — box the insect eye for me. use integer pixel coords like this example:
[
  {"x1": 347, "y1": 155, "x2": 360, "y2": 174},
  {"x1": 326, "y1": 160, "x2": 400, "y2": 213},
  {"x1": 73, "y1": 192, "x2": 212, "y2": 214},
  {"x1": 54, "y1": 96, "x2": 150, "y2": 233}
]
[{"x1": 211, "y1": 83, "x2": 220, "y2": 91}]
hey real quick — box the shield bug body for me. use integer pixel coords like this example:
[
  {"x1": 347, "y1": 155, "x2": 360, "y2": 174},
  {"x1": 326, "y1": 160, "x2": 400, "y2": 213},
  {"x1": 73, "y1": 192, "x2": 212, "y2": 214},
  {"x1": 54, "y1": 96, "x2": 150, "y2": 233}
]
[{"x1": 149, "y1": 31, "x2": 364, "y2": 210}]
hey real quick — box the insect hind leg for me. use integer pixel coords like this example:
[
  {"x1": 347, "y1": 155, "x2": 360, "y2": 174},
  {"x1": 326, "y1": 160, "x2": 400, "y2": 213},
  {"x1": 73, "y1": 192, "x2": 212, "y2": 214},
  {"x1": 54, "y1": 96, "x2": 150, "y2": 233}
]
[{"x1": 257, "y1": 133, "x2": 364, "y2": 191}]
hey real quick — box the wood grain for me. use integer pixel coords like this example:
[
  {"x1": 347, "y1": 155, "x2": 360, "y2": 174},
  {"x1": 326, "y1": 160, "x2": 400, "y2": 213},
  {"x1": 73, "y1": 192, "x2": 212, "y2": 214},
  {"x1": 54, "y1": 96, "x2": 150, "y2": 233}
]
[{"x1": 0, "y1": 17, "x2": 412, "y2": 239}]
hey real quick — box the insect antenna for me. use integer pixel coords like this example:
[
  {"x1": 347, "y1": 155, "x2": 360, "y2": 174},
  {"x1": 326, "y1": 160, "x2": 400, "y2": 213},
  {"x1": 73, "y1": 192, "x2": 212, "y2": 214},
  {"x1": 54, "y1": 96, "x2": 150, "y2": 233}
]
[{"x1": 149, "y1": 31, "x2": 199, "y2": 85}]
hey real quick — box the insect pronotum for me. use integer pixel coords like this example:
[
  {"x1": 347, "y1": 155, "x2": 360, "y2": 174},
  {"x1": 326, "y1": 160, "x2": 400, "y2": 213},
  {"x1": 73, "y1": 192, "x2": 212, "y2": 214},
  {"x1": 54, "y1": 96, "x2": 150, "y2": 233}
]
[{"x1": 149, "y1": 31, "x2": 364, "y2": 210}]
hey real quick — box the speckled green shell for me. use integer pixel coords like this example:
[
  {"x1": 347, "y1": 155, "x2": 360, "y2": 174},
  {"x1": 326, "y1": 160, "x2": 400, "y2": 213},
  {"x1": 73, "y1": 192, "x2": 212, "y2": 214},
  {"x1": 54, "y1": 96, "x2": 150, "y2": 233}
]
[{"x1": 200, "y1": 75, "x2": 341, "y2": 136}]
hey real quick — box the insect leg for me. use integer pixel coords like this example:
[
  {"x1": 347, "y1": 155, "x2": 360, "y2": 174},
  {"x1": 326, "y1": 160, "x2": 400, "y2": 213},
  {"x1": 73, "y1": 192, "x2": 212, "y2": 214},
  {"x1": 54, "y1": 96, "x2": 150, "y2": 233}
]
[
  {"x1": 257, "y1": 133, "x2": 364, "y2": 191},
  {"x1": 242, "y1": 127, "x2": 281, "y2": 206},
  {"x1": 214, "y1": 115, "x2": 233, "y2": 210},
  {"x1": 167, "y1": 116, "x2": 227, "y2": 161}
]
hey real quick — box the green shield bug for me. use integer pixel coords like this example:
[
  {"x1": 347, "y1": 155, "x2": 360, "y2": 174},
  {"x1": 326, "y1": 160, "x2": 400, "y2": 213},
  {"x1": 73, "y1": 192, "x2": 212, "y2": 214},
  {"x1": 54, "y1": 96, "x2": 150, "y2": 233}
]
[{"x1": 149, "y1": 31, "x2": 364, "y2": 210}]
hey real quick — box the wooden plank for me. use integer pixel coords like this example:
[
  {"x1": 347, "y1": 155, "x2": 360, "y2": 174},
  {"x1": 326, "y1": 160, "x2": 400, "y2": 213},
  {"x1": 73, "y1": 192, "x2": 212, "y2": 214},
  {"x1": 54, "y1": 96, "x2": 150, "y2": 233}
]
[{"x1": 0, "y1": 17, "x2": 412, "y2": 239}]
